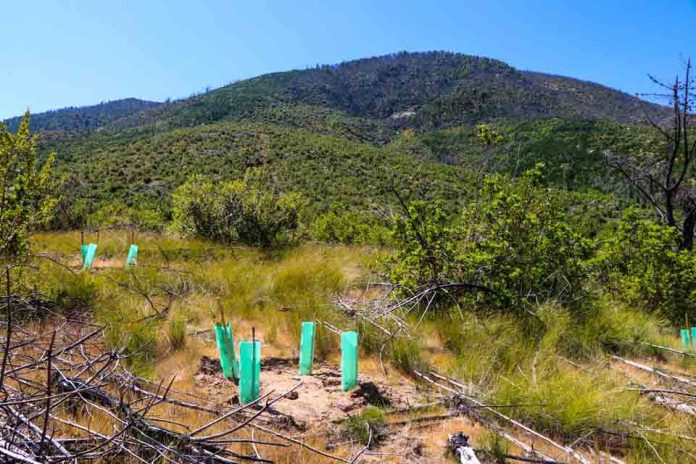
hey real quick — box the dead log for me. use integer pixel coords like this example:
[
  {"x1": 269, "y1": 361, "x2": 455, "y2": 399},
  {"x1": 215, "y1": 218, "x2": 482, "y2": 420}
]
[
  {"x1": 612, "y1": 355, "x2": 696, "y2": 388},
  {"x1": 448, "y1": 432, "x2": 481, "y2": 464}
]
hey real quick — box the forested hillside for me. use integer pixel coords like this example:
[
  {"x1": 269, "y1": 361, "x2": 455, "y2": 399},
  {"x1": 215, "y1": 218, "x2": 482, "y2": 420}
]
[
  {"x1": 3, "y1": 98, "x2": 161, "y2": 132},
  {"x1": 3, "y1": 51, "x2": 666, "y2": 230},
  {"x1": 102, "y1": 52, "x2": 669, "y2": 134}
]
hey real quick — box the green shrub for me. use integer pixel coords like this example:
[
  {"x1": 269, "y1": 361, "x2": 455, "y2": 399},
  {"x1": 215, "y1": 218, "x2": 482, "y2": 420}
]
[
  {"x1": 310, "y1": 207, "x2": 390, "y2": 245},
  {"x1": 384, "y1": 199, "x2": 457, "y2": 290},
  {"x1": 593, "y1": 209, "x2": 696, "y2": 324},
  {"x1": 384, "y1": 164, "x2": 592, "y2": 315},
  {"x1": 172, "y1": 168, "x2": 304, "y2": 247},
  {"x1": 457, "y1": 164, "x2": 592, "y2": 312},
  {"x1": 0, "y1": 113, "x2": 56, "y2": 255}
]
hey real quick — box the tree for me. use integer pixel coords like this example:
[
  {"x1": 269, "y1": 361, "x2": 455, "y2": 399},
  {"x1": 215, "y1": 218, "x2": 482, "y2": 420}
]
[
  {"x1": 0, "y1": 112, "x2": 56, "y2": 256},
  {"x1": 606, "y1": 60, "x2": 696, "y2": 250}
]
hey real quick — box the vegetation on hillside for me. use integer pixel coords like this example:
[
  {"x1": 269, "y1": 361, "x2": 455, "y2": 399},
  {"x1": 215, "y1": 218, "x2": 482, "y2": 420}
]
[
  {"x1": 3, "y1": 98, "x2": 161, "y2": 133},
  {"x1": 76, "y1": 51, "x2": 669, "y2": 135}
]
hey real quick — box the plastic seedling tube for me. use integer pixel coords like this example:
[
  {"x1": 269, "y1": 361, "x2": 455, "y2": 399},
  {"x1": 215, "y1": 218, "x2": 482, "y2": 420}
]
[
  {"x1": 83, "y1": 244, "x2": 97, "y2": 270},
  {"x1": 341, "y1": 331, "x2": 358, "y2": 392},
  {"x1": 681, "y1": 329, "x2": 691, "y2": 349},
  {"x1": 80, "y1": 245, "x2": 88, "y2": 266},
  {"x1": 239, "y1": 340, "x2": 261, "y2": 404},
  {"x1": 214, "y1": 323, "x2": 233, "y2": 379},
  {"x1": 125, "y1": 244, "x2": 138, "y2": 268},
  {"x1": 299, "y1": 321, "x2": 315, "y2": 375},
  {"x1": 691, "y1": 328, "x2": 696, "y2": 351}
]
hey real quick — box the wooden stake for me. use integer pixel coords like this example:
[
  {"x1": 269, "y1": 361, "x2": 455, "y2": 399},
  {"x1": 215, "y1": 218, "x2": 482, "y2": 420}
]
[{"x1": 216, "y1": 298, "x2": 226, "y2": 327}]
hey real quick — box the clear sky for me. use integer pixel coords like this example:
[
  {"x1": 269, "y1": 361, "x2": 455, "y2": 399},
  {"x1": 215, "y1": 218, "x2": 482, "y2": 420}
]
[{"x1": 2, "y1": 0, "x2": 695, "y2": 119}]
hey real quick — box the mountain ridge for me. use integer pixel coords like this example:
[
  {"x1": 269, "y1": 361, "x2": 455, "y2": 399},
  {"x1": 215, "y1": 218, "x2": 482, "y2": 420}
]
[
  {"x1": 5, "y1": 51, "x2": 669, "y2": 135},
  {"x1": 3, "y1": 98, "x2": 161, "y2": 133}
]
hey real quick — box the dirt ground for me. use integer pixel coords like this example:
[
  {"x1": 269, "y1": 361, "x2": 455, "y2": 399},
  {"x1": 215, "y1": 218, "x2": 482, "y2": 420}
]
[{"x1": 192, "y1": 354, "x2": 490, "y2": 463}]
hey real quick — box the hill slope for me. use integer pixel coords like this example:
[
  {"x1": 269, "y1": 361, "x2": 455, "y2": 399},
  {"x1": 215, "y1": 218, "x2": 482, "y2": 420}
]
[
  {"x1": 7, "y1": 52, "x2": 667, "y2": 137},
  {"x1": 18, "y1": 51, "x2": 667, "y2": 227},
  {"x1": 105, "y1": 51, "x2": 668, "y2": 134},
  {"x1": 4, "y1": 98, "x2": 161, "y2": 132}
]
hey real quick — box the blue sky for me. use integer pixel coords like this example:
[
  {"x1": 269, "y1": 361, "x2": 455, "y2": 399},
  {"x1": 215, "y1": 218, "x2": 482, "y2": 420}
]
[{"x1": 1, "y1": 0, "x2": 695, "y2": 119}]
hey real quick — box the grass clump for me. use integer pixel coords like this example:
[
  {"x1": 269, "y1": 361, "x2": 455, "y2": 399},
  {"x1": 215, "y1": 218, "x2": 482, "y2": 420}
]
[
  {"x1": 339, "y1": 406, "x2": 386, "y2": 446},
  {"x1": 43, "y1": 271, "x2": 98, "y2": 313},
  {"x1": 168, "y1": 314, "x2": 187, "y2": 350},
  {"x1": 565, "y1": 297, "x2": 667, "y2": 358},
  {"x1": 478, "y1": 431, "x2": 509, "y2": 463}
]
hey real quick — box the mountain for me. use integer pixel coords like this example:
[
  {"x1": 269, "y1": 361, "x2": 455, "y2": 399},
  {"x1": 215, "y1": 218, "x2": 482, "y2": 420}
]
[
  {"x1": 3, "y1": 98, "x2": 161, "y2": 133},
  {"x1": 16, "y1": 51, "x2": 667, "y2": 228},
  {"x1": 103, "y1": 51, "x2": 668, "y2": 135},
  {"x1": 10, "y1": 52, "x2": 667, "y2": 137}
]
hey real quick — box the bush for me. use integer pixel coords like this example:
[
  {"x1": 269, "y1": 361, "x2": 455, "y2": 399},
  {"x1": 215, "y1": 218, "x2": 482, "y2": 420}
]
[
  {"x1": 384, "y1": 199, "x2": 457, "y2": 290},
  {"x1": 310, "y1": 207, "x2": 390, "y2": 245},
  {"x1": 593, "y1": 209, "x2": 696, "y2": 324},
  {"x1": 172, "y1": 168, "x2": 304, "y2": 247},
  {"x1": 0, "y1": 113, "x2": 56, "y2": 255},
  {"x1": 457, "y1": 164, "x2": 591, "y2": 312},
  {"x1": 384, "y1": 164, "x2": 592, "y2": 314}
]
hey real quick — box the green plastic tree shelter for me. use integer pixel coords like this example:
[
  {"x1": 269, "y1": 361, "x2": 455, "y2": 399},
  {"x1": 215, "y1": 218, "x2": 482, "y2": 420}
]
[
  {"x1": 691, "y1": 328, "x2": 696, "y2": 349},
  {"x1": 125, "y1": 244, "x2": 139, "y2": 268},
  {"x1": 80, "y1": 244, "x2": 88, "y2": 265},
  {"x1": 214, "y1": 323, "x2": 239, "y2": 380},
  {"x1": 298, "y1": 321, "x2": 315, "y2": 375},
  {"x1": 82, "y1": 244, "x2": 98, "y2": 270},
  {"x1": 681, "y1": 329, "x2": 691, "y2": 349},
  {"x1": 341, "y1": 331, "x2": 358, "y2": 391},
  {"x1": 239, "y1": 340, "x2": 261, "y2": 404}
]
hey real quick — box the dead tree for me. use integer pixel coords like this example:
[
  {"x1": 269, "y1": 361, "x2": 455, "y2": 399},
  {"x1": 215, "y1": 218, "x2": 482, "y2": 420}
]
[{"x1": 606, "y1": 58, "x2": 696, "y2": 250}]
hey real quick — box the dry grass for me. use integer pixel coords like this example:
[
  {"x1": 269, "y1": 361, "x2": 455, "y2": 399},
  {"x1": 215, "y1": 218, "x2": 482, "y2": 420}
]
[{"x1": 22, "y1": 231, "x2": 696, "y2": 463}]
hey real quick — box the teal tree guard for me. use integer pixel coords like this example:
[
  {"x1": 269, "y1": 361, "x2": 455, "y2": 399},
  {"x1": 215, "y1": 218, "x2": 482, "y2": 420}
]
[
  {"x1": 214, "y1": 323, "x2": 238, "y2": 380},
  {"x1": 240, "y1": 340, "x2": 261, "y2": 404},
  {"x1": 125, "y1": 244, "x2": 139, "y2": 268},
  {"x1": 681, "y1": 329, "x2": 691, "y2": 349},
  {"x1": 341, "y1": 331, "x2": 358, "y2": 391},
  {"x1": 226, "y1": 324, "x2": 239, "y2": 380},
  {"x1": 83, "y1": 244, "x2": 98, "y2": 270},
  {"x1": 299, "y1": 321, "x2": 315, "y2": 375}
]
